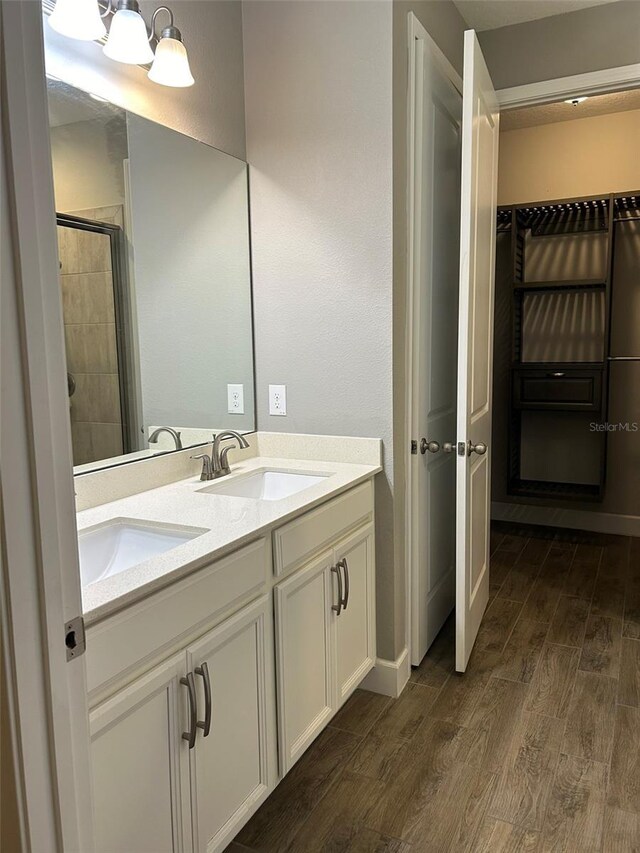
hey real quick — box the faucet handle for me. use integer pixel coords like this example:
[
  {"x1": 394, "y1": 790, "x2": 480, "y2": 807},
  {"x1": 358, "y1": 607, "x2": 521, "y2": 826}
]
[{"x1": 192, "y1": 453, "x2": 214, "y2": 481}]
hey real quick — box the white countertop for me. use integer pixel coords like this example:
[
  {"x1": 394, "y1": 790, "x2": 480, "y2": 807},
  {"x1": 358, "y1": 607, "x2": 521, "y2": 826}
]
[{"x1": 78, "y1": 456, "x2": 381, "y2": 624}]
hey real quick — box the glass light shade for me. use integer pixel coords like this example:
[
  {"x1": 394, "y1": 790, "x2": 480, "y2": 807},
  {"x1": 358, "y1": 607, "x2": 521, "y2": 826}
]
[
  {"x1": 48, "y1": 0, "x2": 107, "y2": 41},
  {"x1": 148, "y1": 36, "x2": 194, "y2": 87},
  {"x1": 103, "y1": 8, "x2": 154, "y2": 64}
]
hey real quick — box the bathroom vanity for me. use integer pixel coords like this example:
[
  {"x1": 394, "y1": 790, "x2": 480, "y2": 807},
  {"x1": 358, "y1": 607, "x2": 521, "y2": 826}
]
[
  {"x1": 78, "y1": 439, "x2": 380, "y2": 853},
  {"x1": 43, "y1": 69, "x2": 382, "y2": 853}
]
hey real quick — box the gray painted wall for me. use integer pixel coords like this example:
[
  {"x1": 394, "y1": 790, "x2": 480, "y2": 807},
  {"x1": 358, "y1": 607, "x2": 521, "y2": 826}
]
[
  {"x1": 127, "y1": 114, "x2": 254, "y2": 432},
  {"x1": 479, "y1": 0, "x2": 640, "y2": 90},
  {"x1": 43, "y1": 0, "x2": 246, "y2": 159},
  {"x1": 242, "y1": 0, "x2": 397, "y2": 658}
]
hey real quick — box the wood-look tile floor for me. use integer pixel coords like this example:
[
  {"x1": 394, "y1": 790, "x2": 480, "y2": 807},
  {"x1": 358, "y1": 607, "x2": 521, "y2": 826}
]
[{"x1": 228, "y1": 524, "x2": 640, "y2": 852}]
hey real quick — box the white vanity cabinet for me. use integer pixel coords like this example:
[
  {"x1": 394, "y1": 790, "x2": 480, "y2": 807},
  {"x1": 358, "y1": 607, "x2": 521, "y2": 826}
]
[
  {"x1": 85, "y1": 477, "x2": 377, "y2": 851},
  {"x1": 274, "y1": 485, "x2": 376, "y2": 773},
  {"x1": 185, "y1": 597, "x2": 276, "y2": 852},
  {"x1": 90, "y1": 652, "x2": 191, "y2": 853},
  {"x1": 89, "y1": 595, "x2": 277, "y2": 853}
]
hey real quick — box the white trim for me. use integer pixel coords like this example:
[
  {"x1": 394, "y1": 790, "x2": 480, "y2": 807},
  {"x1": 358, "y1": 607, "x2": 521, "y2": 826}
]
[
  {"x1": 404, "y1": 10, "x2": 462, "y2": 674},
  {"x1": 492, "y1": 502, "x2": 640, "y2": 538},
  {"x1": 497, "y1": 62, "x2": 640, "y2": 110},
  {"x1": 361, "y1": 647, "x2": 410, "y2": 698},
  {"x1": 1, "y1": 3, "x2": 94, "y2": 850}
]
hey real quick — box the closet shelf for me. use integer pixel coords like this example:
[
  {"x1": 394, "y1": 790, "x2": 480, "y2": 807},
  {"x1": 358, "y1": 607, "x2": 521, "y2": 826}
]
[
  {"x1": 508, "y1": 478, "x2": 602, "y2": 501},
  {"x1": 513, "y1": 279, "x2": 606, "y2": 293},
  {"x1": 516, "y1": 198, "x2": 609, "y2": 237}
]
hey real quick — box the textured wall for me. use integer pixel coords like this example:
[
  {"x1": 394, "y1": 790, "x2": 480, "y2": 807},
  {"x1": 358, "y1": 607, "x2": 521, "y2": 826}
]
[
  {"x1": 498, "y1": 109, "x2": 640, "y2": 204},
  {"x1": 43, "y1": 0, "x2": 247, "y2": 160},
  {"x1": 479, "y1": 0, "x2": 640, "y2": 90},
  {"x1": 242, "y1": 0, "x2": 397, "y2": 658}
]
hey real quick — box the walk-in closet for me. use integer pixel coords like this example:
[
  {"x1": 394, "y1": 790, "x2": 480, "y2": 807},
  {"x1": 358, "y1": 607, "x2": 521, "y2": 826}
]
[{"x1": 491, "y1": 92, "x2": 640, "y2": 532}]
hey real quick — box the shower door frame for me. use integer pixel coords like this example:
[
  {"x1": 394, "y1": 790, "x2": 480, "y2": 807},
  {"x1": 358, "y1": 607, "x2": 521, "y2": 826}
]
[{"x1": 57, "y1": 212, "x2": 138, "y2": 459}]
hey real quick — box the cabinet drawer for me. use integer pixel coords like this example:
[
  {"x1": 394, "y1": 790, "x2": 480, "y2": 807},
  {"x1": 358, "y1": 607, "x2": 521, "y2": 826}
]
[
  {"x1": 273, "y1": 481, "x2": 374, "y2": 578},
  {"x1": 513, "y1": 368, "x2": 602, "y2": 411},
  {"x1": 86, "y1": 538, "x2": 269, "y2": 702}
]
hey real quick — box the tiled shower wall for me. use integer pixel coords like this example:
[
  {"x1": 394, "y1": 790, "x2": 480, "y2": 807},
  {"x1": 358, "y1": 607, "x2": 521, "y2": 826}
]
[{"x1": 58, "y1": 205, "x2": 124, "y2": 466}]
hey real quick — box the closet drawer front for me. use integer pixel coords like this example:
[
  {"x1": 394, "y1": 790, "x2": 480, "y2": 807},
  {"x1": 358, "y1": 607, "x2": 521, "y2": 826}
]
[
  {"x1": 273, "y1": 481, "x2": 374, "y2": 578},
  {"x1": 513, "y1": 368, "x2": 602, "y2": 411}
]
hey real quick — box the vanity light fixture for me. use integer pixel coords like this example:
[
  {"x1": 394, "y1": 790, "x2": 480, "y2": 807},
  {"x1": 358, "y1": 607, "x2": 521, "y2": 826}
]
[
  {"x1": 48, "y1": 0, "x2": 108, "y2": 41},
  {"x1": 103, "y1": 0, "x2": 154, "y2": 65},
  {"x1": 147, "y1": 6, "x2": 194, "y2": 88},
  {"x1": 47, "y1": 0, "x2": 195, "y2": 86},
  {"x1": 564, "y1": 96, "x2": 588, "y2": 106}
]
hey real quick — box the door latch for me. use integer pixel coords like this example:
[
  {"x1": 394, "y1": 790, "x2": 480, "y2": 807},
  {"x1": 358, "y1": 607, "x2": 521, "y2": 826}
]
[
  {"x1": 410, "y1": 440, "x2": 418, "y2": 455},
  {"x1": 65, "y1": 616, "x2": 86, "y2": 661}
]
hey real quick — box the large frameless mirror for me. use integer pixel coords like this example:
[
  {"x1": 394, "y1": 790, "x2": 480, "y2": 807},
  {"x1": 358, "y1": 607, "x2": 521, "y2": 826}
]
[{"x1": 46, "y1": 79, "x2": 255, "y2": 473}]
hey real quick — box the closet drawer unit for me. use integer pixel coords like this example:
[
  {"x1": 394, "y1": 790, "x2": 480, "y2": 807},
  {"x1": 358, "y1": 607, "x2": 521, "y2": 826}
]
[
  {"x1": 273, "y1": 480, "x2": 374, "y2": 578},
  {"x1": 512, "y1": 367, "x2": 602, "y2": 411}
]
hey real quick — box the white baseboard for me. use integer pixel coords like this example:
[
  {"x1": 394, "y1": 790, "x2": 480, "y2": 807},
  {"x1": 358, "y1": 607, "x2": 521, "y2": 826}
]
[
  {"x1": 492, "y1": 501, "x2": 640, "y2": 538},
  {"x1": 361, "y1": 647, "x2": 410, "y2": 698}
]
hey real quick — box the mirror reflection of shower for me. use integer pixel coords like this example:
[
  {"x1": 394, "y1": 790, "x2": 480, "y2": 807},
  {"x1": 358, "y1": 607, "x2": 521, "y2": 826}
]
[{"x1": 57, "y1": 213, "x2": 131, "y2": 467}]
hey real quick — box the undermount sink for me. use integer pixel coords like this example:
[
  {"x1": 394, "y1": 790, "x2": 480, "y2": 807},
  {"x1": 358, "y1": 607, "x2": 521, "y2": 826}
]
[
  {"x1": 198, "y1": 469, "x2": 330, "y2": 501},
  {"x1": 78, "y1": 518, "x2": 206, "y2": 586}
]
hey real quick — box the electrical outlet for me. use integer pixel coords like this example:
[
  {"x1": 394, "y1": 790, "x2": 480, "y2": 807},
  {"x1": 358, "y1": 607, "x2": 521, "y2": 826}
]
[
  {"x1": 269, "y1": 384, "x2": 287, "y2": 416},
  {"x1": 227, "y1": 384, "x2": 244, "y2": 414}
]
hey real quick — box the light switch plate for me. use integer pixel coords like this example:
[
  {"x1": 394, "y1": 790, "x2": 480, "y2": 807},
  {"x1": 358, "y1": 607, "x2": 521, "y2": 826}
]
[
  {"x1": 227, "y1": 384, "x2": 244, "y2": 414},
  {"x1": 269, "y1": 384, "x2": 287, "y2": 416}
]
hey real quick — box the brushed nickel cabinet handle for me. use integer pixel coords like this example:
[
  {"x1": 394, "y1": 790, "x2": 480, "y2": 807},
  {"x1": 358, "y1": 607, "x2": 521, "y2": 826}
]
[
  {"x1": 180, "y1": 672, "x2": 197, "y2": 749},
  {"x1": 338, "y1": 558, "x2": 350, "y2": 610},
  {"x1": 331, "y1": 565, "x2": 343, "y2": 615},
  {"x1": 195, "y1": 662, "x2": 211, "y2": 738}
]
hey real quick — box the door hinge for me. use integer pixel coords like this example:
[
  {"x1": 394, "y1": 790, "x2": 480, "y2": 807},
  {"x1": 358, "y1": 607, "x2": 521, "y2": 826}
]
[
  {"x1": 65, "y1": 615, "x2": 86, "y2": 661},
  {"x1": 410, "y1": 440, "x2": 418, "y2": 455}
]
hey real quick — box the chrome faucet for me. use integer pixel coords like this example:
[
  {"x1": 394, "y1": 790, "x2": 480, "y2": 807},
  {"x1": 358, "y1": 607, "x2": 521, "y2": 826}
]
[
  {"x1": 192, "y1": 431, "x2": 250, "y2": 481},
  {"x1": 148, "y1": 426, "x2": 183, "y2": 450}
]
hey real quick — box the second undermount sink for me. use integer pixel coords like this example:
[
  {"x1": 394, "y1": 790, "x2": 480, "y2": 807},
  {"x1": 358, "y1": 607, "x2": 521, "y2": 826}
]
[
  {"x1": 78, "y1": 518, "x2": 206, "y2": 587},
  {"x1": 198, "y1": 469, "x2": 330, "y2": 501}
]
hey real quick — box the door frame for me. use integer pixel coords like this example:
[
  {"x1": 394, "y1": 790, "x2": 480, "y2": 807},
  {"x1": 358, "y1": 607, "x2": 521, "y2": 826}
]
[
  {"x1": 404, "y1": 18, "x2": 640, "y2": 665},
  {"x1": 1, "y1": 2, "x2": 95, "y2": 851}
]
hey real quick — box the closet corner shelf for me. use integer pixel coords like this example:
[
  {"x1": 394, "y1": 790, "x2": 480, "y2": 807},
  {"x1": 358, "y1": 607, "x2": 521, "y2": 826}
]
[
  {"x1": 508, "y1": 478, "x2": 602, "y2": 502},
  {"x1": 513, "y1": 279, "x2": 606, "y2": 293}
]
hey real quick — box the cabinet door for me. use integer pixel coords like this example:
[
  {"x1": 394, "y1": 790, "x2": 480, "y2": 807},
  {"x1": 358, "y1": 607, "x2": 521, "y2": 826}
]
[
  {"x1": 89, "y1": 653, "x2": 191, "y2": 853},
  {"x1": 186, "y1": 595, "x2": 277, "y2": 853},
  {"x1": 275, "y1": 549, "x2": 337, "y2": 773},
  {"x1": 334, "y1": 524, "x2": 376, "y2": 706}
]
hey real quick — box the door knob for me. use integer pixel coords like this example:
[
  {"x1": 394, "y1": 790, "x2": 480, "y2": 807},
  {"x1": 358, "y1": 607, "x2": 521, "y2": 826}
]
[
  {"x1": 420, "y1": 438, "x2": 440, "y2": 454},
  {"x1": 442, "y1": 441, "x2": 455, "y2": 453},
  {"x1": 467, "y1": 440, "x2": 487, "y2": 456}
]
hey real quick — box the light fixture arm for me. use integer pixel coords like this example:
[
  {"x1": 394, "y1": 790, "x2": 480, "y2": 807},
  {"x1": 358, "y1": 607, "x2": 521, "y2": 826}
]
[
  {"x1": 149, "y1": 6, "x2": 178, "y2": 42},
  {"x1": 99, "y1": 0, "x2": 112, "y2": 19}
]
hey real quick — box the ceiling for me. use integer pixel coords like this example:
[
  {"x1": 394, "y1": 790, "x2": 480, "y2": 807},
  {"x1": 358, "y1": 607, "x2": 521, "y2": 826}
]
[
  {"x1": 502, "y1": 88, "x2": 640, "y2": 130},
  {"x1": 454, "y1": 0, "x2": 619, "y2": 31}
]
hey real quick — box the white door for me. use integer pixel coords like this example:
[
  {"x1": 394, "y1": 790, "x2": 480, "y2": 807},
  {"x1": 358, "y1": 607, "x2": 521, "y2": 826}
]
[
  {"x1": 334, "y1": 524, "x2": 376, "y2": 704},
  {"x1": 2, "y1": 4, "x2": 94, "y2": 849},
  {"x1": 187, "y1": 596, "x2": 277, "y2": 853},
  {"x1": 408, "y1": 16, "x2": 462, "y2": 665},
  {"x1": 275, "y1": 550, "x2": 336, "y2": 773},
  {"x1": 89, "y1": 653, "x2": 191, "y2": 853},
  {"x1": 455, "y1": 30, "x2": 500, "y2": 672}
]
